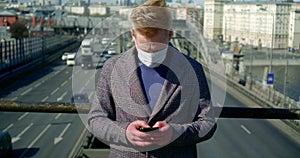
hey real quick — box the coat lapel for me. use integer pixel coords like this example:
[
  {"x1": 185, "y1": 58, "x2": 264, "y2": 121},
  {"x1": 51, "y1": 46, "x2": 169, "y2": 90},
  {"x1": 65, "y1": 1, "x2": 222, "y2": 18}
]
[
  {"x1": 149, "y1": 46, "x2": 184, "y2": 121},
  {"x1": 123, "y1": 47, "x2": 152, "y2": 116}
]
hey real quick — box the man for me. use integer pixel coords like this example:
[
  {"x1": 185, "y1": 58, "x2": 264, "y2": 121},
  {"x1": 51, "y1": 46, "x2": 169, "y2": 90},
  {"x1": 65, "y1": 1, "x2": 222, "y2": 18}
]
[{"x1": 88, "y1": 0, "x2": 217, "y2": 157}]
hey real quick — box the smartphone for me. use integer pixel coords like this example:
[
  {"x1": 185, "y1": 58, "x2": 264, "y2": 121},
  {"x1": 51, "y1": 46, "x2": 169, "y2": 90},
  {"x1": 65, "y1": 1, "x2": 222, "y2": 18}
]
[{"x1": 139, "y1": 127, "x2": 159, "y2": 132}]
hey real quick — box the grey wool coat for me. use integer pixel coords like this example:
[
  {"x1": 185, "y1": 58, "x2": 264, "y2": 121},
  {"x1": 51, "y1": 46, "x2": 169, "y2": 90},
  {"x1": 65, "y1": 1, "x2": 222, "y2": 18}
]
[{"x1": 88, "y1": 45, "x2": 217, "y2": 158}]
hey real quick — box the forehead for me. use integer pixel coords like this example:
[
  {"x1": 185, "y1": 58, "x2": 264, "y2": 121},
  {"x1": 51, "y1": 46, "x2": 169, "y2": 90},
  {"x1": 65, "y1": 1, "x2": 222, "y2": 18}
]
[
  {"x1": 135, "y1": 31, "x2": 168, "y2": 44},
  {"x1": 135, "y1": 29, "x2": 168, "y2": 38}
]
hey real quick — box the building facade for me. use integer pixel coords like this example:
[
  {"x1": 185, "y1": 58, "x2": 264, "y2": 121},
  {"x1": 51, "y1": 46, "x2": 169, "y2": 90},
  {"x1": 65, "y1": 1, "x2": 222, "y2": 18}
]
[
  {"x1": 89, "y1": 5, "x2": 110, "y2": 16},
  {"x1": 203, "y1": 0, "x2": 231, "y2": 40},
  {"x1": 289, "y1": 3, "x2": 300, "y2": 49},
  {"x1": 223, "y1": 2, "x2": 291, "y2": 49},
  {"x1": 204, "y1": 0, "x2": 300, "y2": 49}
]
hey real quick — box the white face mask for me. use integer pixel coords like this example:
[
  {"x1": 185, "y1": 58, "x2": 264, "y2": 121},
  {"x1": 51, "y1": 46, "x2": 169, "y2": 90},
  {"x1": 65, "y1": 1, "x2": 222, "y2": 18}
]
[{"x1": 136, "y1": 44, "x2": 167, "y2": 68}]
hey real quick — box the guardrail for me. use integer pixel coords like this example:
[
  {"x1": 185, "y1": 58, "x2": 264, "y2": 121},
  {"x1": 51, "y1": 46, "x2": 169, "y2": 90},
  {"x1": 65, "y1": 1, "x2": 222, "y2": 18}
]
[
  {"x1": 0, "y1": 39, "x2": 81, "y2": 89},
  {"x1": 0, "y1": 35, "x2": 76, "y2": 75},
  {"x1": 0, "y1": 102, "x2": 299, "y2": 120}
]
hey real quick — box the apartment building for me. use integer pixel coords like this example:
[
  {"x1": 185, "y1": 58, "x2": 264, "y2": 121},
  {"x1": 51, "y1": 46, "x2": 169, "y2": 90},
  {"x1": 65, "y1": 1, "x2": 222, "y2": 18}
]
[
  {"x1": 289, "y1": 4, "x2": 300, "y2": 49},
  {"x1": 204, "y1": 0, "x2": 300, "y2": 49},
  {"x1": 224, "y1": 2, "x2": 291, "y2": 49},
  {"x1": 203, "y1": 0, "x2": 231, "y2": 40}
]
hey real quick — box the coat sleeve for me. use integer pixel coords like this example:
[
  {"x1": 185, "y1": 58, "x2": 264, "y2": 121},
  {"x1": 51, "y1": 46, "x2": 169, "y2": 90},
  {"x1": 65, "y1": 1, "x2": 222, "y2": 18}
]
[
  {"x1": 88, "y1": 57, "x2": 130, "y2": 146},
  {"x1": 167, "y1": 58, "x2": 217, "y2": 147}
]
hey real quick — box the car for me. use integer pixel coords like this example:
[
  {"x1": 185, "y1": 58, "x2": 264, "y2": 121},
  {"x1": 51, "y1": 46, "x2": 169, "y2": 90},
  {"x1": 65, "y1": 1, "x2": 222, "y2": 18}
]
[
  {"x1": 80, "y1": 56, "x2": 93, "y2": 69},
  {"x1": 288, "y1": 47, "x2": 295, "y2": 52},
  {"x1": 108, "y1": 48, "x2": 116, "y2": 55},
  {"x1": 102, "y1": 54, "x2": 112, "y2": 63},
  {"x1": 66, "y1": 53, "x2": 76, "y2": 66},
  {"x1": 61, "y1": 52, "x2": 69, "y2": 60},
  {"x1": 111, "y1": 42, "x2": 117, "y2": 46},
  {"x1": 93, "y1": 50, "x2": 108, "y2": 57},
  {"x1": 71, "y1": 93, "x2": 89, "y2": 104},
  {"x1": 0, "y1": 132, "x2": 12, "y2": 158}
]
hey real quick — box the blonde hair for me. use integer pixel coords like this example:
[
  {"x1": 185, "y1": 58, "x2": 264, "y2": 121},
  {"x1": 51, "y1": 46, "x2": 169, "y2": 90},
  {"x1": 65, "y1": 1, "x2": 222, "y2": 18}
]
[{"x1": 129, "y1": 0, "x2": 172, "y2": 38}]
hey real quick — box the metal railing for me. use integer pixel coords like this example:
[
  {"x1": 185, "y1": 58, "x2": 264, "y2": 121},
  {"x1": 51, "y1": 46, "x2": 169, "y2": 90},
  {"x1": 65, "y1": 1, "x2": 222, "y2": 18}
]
[{"x1": 0, "y1": 102, "x2": 299, "y2": 120}]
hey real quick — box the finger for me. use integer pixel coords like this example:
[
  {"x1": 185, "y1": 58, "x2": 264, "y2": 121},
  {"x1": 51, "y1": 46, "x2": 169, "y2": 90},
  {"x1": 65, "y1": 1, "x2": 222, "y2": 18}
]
[
  {"x1": 132, "y1": 130, "x2": 154, "y2": 141},
  {"x1": 133, "y1": 120, "x2": 150, "y2": 128},
  {"x1": 153, "y1": 121, "x2": 167, "y2": 128}
]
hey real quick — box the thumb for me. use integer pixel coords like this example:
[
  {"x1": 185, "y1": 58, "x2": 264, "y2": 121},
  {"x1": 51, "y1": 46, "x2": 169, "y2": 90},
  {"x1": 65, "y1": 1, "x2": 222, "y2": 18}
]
[
  {"x1": 153, "y1": 121, "x2": 167, "y2": 128},
  {"x1": 134, "y1": 120, "x2": 150, "y2": 128}
]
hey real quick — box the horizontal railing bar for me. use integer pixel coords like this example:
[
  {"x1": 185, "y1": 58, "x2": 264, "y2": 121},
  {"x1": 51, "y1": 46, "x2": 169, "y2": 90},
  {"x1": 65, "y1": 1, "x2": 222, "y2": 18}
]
[{"x1": 0, "y1": 102, "x2": 299, "y2": 119}]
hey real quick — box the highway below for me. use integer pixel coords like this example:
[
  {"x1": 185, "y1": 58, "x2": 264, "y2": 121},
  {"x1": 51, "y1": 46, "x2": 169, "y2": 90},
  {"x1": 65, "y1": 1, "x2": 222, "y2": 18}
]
[
  {"x1": 0, "y1": 53, "x2": 300, "y2": 158},
  {"x1": 0, "y1": 55, "x2": 99, "y2": 157},
  {"x1": 197, "y1": 91, "x2": 300, "y2": 157}
]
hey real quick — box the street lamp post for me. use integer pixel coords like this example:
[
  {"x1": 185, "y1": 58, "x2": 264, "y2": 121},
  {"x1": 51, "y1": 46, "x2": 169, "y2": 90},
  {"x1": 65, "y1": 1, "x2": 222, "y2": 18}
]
[
  {"x1": 257, "y1": 4, "x2": 275, "y2": 101},
  {"x1": 257, "y1": 5, "x2": 275, "y2": 79}
]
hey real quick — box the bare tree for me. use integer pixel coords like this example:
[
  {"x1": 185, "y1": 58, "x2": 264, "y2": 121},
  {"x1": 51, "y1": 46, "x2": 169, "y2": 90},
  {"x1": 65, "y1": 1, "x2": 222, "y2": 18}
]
[{"x1": 9, "y1": 19, "x2": 29, "y2": 39}]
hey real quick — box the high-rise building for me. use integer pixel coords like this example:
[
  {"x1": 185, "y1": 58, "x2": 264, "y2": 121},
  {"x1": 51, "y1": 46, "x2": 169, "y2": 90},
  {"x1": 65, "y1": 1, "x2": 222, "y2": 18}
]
[
  {"x1": 118, "y1": 0, "x2": 131, "y2": 6},
  {"x1": 203, "y1": 0, "x2": 231, "y2": 40}
]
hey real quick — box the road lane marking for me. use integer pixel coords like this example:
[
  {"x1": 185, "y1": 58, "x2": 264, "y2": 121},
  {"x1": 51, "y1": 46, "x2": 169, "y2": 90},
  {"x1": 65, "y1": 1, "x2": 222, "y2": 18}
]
[
  {"x1": 79, "y1": 87, "x2": 84, "y2": 93},
  {"x1": 55, "y1": 113, "x2": 62, "y2": 120},
  {"x1": 61, "y1": 80, "x2": 68, "y2": 87},
  {"x1": 3, "y1": 123, "x2": 13, "y2": 132},
  {"x1": 68, "y1": 128, "x2": 87, "y2": 158},
  {"x1": 12, "y1": 123, "x2": 34, "y2": 143},
  {"x1": 57, "y1": 91, "x2": 68, "y2": 102},
  {"x1": 51, "y1": 87, "x2": 60, "y2": 95},
  {"x1": 20, "y1": 87, "x2": 33, "y2": 96},
  {"x1": 41, "y1": 96, "x2": 49, "y2": 102},
  {"x1": 11, "y1": 97, "x2": 18, "y2": 101},
  {"x1": 19, "y1": 124, "x2": 51, "y2": 158},
  {"x1": 18, "y1": 112, "x2": 29, "y2": 121},
  {"x1": 241, "y1": 124, "x2": 251, "y2": 134},
  {"x1": 85, "y1": 79, "x2": 90, "y2": 87},
  {"x1": 89, "y1": 92, "x2": 94, "y2": 101},
  {"x1": 34, "y1": 82, "x2": 42, "y2": 88},
  {"x1": 54, "y1": 123, "x2": 71, "y2": 145}
]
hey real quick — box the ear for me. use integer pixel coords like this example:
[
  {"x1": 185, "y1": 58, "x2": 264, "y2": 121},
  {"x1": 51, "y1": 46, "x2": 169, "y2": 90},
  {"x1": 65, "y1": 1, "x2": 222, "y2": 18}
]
[
  {"x1": 130, "y1": 29, "x2": 136, "y2": 42},
  {"x1": 168, "y1": 30, "x2": 173, "y2": 41},
  {"x1": 130, "y1": 29, "x2": 135, "y2": 38}
]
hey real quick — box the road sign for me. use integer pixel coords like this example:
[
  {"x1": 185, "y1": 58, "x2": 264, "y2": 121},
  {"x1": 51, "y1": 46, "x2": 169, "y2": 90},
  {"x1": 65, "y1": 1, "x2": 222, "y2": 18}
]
[{"x1": 267, "y1": 73, "x2": 274, "y2": 84}]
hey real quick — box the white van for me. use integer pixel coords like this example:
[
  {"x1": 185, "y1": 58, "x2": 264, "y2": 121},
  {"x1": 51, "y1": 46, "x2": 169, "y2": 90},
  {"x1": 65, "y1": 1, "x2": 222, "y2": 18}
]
[{"x1": 66, "y1": 53, "x2": 76, "y2": 66}]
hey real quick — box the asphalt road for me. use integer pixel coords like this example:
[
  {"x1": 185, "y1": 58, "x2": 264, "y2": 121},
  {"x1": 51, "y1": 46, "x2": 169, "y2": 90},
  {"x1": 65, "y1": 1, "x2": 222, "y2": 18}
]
[
  {"x1": 0, "y1": 112, "x2": 85, "y2": 158},
  {"x1": 196, "y1": 79, "x2": 300, "y2": 158},
  {"x1": 0, "y1": 55, "x2": 100, "y2": 157}
]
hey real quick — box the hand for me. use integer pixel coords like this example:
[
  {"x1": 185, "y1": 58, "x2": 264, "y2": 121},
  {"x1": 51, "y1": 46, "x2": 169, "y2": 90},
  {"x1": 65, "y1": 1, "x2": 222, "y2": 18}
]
[
  {"x1": 151, "y1": 121, "x2": 174, "y2": 146},
  {"x1": 126, "y1": 120, "x2": 155, "y2": 147},
  {"x1": 125, "y1": 120, "x2": 174, "y2": 147}
]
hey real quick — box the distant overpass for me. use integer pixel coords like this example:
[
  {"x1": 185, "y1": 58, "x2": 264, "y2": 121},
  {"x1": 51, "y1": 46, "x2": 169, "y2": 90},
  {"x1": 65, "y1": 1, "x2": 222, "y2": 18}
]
[{"x1": 243, "y1": 59, "x2": 300, "y2": 66}]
